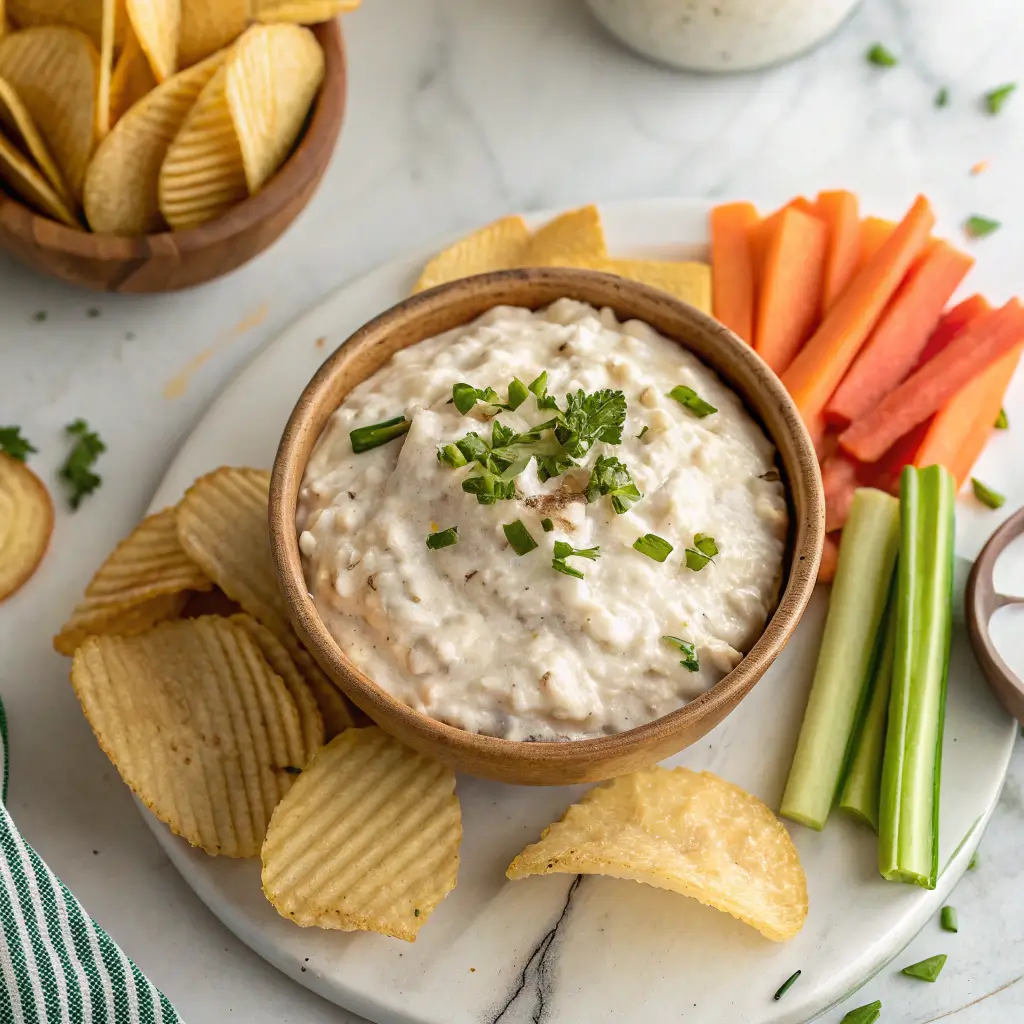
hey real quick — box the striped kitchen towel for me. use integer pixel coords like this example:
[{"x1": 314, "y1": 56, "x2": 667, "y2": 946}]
[{"x1": 0, "y1": 697, "x2": 184, "y2": 1023}]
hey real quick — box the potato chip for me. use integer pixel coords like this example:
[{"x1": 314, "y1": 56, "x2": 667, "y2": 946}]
[
  {"x1": 157, "y1": 64, "x2": 248, "y2": 229},
  {"x1": 0, "y1": 74, "x2": 72, "y2": 203},
  {"x1": 520, "y1": 205, "x2": 608, "y2": 267},
  {"x1": 85, "y1": 50, "x2": 224, "y2": 234},
  {"x1": 6, "y1": 0, "x2": 110, "y2": 47},
  {"x1": 108, "y1": 22, "x2": 156, "y2": 127},
  {"x1": 262, "y1": 727, "x2": 460, "y2": 939},
  {"x1": 72, "y1": 616, "x2": 308, "y2": 857},
  {"x1": 251, "y1": 0, "x2": 361, "y2": 23},
  {"x1": 555, "y1": 255, "x2": 713, "y2": 314},
  {"x1": 95, "y1": 0, "x2": 117, "y2": 138},
  {"x1": 53, "y1": 506, "x2": 212, "y2": 656},
  {"x1": 0, "y1": 128, "x2": 78, "y2": 224},
  {"x1": 0, "y1": 454, "x2": 54, "y2": 603},
  {"x1": 229, "y1": 613, "x2": 325, "y2": 761},
  {"x1": 179, "y1": 0, "x2": 245, "y2": 69},
  {"x1": 225, "y1": 23, "x2": 324, "y2": 195},
  {"x1": 412, "y1": 215, "x2": 530, "y2": 294},
  {"x1": 126, "y1": 0, "x2": 178, "y2": 81},
  {"x1": 507, "y1": 767, "x2": 808, "y2": 942},
  {"x1": 0, "y1": 26, "x2": 98, "y2": 201},
  {"x1": 175, "y1": 467, "x2": 356, "y2": 735}
]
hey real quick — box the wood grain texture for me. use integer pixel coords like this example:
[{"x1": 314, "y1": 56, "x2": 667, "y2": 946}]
[
  {"x1": 269, "y1": 268, "x2": 826, "y2": 785},
  {"x1": 0, "y1": 19, "x2": 345, "y2": 293}
]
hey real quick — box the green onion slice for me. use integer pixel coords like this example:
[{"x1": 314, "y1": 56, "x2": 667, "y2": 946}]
[
  {"x1": 633, "y1": 534, "x2": 673, "y2": 562},
  {"x1": 350, "y1": 416, "x2": 410, "y2": 453},
  {"x1": 901, "y1": 954, "x2": 947, "y2": 982},
  {"x1": 772, "y1": 970, "x2": 801, "y2": 1001},
  {"x1": 668, "y1": 384, "x2": 717, "y2": 418},
  {"x1": 426, "y1": 527, "x2": 458, "y2": 550},
  {"x1": 866, "y1": 43, "x2": 897, "y2": 66},
  {"x1": 503, "y1": 519, "x2": 538, "y2": 556}
]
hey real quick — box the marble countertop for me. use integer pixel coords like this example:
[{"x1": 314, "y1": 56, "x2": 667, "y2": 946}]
[{"x1": 3, "y1": 0, "x2": 1024, "y2": 1021}]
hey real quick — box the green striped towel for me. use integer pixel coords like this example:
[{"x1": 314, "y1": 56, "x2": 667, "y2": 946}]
[{"x1": 0, "y1": 697, "x2": 184, "y2": 1023}]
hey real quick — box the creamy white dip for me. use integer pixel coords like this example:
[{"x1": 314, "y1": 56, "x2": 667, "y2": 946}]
[{"x1": 298, "y1": 300, "x2": 787, "y2": 741}]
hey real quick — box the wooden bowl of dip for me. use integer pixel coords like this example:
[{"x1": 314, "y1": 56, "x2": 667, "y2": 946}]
[{"x1": 270, "y1": 268, "x2": 824, "y2": 785}]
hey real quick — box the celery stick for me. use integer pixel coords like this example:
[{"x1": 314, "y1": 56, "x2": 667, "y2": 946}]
[
  {"x1": 838, "y1": 595, "x2": 896, "y2": 831},
  {"x1": 780, "y1": 488, "x2": 901, "y2": 830},
  {"x1": 879, "y1": 465, "x2": 955, "y2": 888}
]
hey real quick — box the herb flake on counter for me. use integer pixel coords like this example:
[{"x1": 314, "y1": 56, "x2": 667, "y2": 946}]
[
  {"x1": 351, "y1": 415, "x2": 410, "y2": 453},
  {"x1": 503, "y1": 519, "x2": 538, "y2": 555},
  {"x1": 971, "y1": 477, "x2": 1005, "y2": 509},
  {"x1": 940, "y1": 906, "x2": 958, "y2": 932},
  {"x1": 0, "y1": 426, "x2": 37, "y2": 462},
  {"x1": 552, "y1": 540, "x2": 599, "y2": 579},
  {"x1": 934, "y1": 87, "x2": 949, "y2": 108},
  {"x1": 586, "y1": 455, "x2": 642, "y2": 513},
  {"x1": 901, "y1": 953, "x2": 947, "y2": 982},
  {"x1": 541, "y1": 518, "x2": 554, "y2": 532},
  {"x1": 772, "y1": 970, "x2": 801, "y2": 1001},
  {"x1": 995, "y1": 408, "x2": 1008, "y2": 429},
  {"x1": 60, "y1": 419, "x2": 105, "y2": 509},
  {"x1": 984, "y1": 82, "x2": 1016, "y2": 114},
  {"x1": 633, "y1": 533, "x2": 673, "y2": 562},
  {"x1": 662, "y1": 635, "x2": 699, "y2": 672},
  {"x1": 668, "y1": 384, "x2": 717, "y2": 418},
  {"x1": 840, "y1": 1002, "x2": 882, "y2": 1024},
  {"x1": 426, "y1": 527, "x2": 459, "y2": 550},
  {"x1": 31, "y1": 310, "x2": 47, "y2": 322},
  {"x1": 866, "y1": 43, "x2": 898, "y2": 67},
  {"x1": 964, "y1": 215, "x2": 1000, "y2": 239},
  {"x1": 685, "y1": 533, "x2": 718, "y2": 571}
]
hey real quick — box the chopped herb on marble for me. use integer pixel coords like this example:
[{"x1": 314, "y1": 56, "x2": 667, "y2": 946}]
[
  {"x1": 773, "y1": 970, "x2": 801, "y2": 1001},
  {"x1": 901, "y1": 953, "x2": 947, "y2": 982},
  {"x1": 984, "y1": 83, "x2": 1016, "y2": 115},
  {"x1": 0, "y1": 426, "x2": 36, "y2": 463},
  {"x1": 866, "y1": 44, "x2": 898, "y2": 67},
  {"x1": 934, "y1": 87, "x2": 949, "y2": 108},
  {"x1": 995, "y1": 408, "x2": 1008, "y2": 429},
  {"x1": 31, "y1": 310, "x2": 47, "y2": 322},
  {"x1": 60, "y1": 419, "x2": 105, "y2": 510},
  {"x1": 940, "y1": 906, "x2": 958, "y2": 932},
  {"x1": 964, "y1": 215, "x2": 1000, "y2": 239}
]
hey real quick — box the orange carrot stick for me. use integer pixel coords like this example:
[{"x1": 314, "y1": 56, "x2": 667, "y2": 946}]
[
  {"x1": 822, "y1": 452, "x2": 865, "y2": 531},
  {"x1": 824, "y1": 240, "x2": 975, "y2": 426},
  {"x1": 754, "y1": 207, "x2": 828, "y2": 374},
  {"x1": 917, "y1": 293, "x2": 991, "y2": 364},
  {"x1": 817, "y1": 190, "x2": 860, "y2": 311},
  {"x1": 858, "y1": 216, "x2": 895, "y2": 270},
  {"x1": 839, "y1": 298, "x2": 1024, "y2": 463},
  {"x1": 749, "y1": 198, "x2": 819, "y2": 307},
  {"x1": 710, "y1": 202, "x2": 759, "y2": 343},
  {"x1": 781, "y1": 195, "x2": 935, "y2": 437}
]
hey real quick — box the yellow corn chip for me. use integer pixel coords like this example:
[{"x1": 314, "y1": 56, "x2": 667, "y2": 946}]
[
  {"x1": 556, "y1": 255, "x2": 713, "y2": 314},
  {"x1": 85, "y1": 50, "x2": 224, "y2": 234},
  {"x1": 0, "y1": 74, "x2": 73, "y2": 204},
  {"x1": 520, "y1": 204, "x2": 607, "y2": 267},
  {"x1": 507, "y1": 767, "x2": 808, "y2": 942},
  {"x1": 262, "y1": 727, "x2": 461, "y2": 939},
  {"x1": 126, "y1": 0, "x2": 178, "y2": 82},
  {"x1": 53, "y1": 506, "x2": 212, "y2": 656},
  {"x1": 179, "y1": 0, "x2": 246, "y2": 68},
  {"x1": 108, "y1": 22, "x2": 157, "y2": 126},
  {"x1": 72, "y1": 616, "x2": 309, "y2": 857},
  {"x1": 412, "y1": 214, "x2": 530, "y2": 294},
  {"x1": 251, "y1": 0, "x2": 361, "y2": 22},
  {"x1": 0, "y1": 453, "x2": 54, "y2": 603},
  {"x1": 0, "y1": 128, "x2": 78, "y2": 223},
  {"x1": 225, "y1": 23, "x2": 324, "y2": 195}
]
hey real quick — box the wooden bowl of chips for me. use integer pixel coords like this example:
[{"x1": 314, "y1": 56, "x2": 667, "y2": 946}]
[
  {"x1": 270, "y1": 268, "x2": 826, "y2": 786},
  {"x1": 0, "y1": 15, "x2": 346, "y2": 293}
]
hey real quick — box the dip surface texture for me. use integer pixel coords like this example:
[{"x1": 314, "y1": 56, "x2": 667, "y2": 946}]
[{"x1": 298, "y1": 300, "x2": 787, "y2": 741}]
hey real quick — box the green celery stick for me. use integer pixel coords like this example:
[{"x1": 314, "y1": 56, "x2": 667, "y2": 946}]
[
  {"x1": 839, "y1": 590, "x2": 897, "y2": 830},
  {"x1": 879, "y1": 465, "x2": 955, "y2": 888},
  {"x1": 781, "y1": 488, "x2": 901, "y2": 830}
]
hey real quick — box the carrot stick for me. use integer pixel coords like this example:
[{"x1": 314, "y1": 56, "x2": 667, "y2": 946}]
[
  {"x1": 822, "y1": 452, "x2": 866, "y2": 531},
  {"x1": 859, "y1": 217, "x2": 895, "y2": 270},
  {"x1": 817, "y1": 190, "x2": 861, "y2": 311},
  {"x1": 917, "y1": 293, "x2": 991, "y2": 365},
  {"x1": 754, "y1": 207, "x2": 828, "y2": 374},
  {"x1": 781, "y1": 195, "x2": 935, "y2": 437},
  {"x1": 824, "y1": 241, "x2": 975, "y2": 426},
  {"x1": 840, "y1": 298, "x2": 1024, "y2": 463},
  {"x1": 710, "y1": 202, "x2": 759, "y2": 343},
  {"x1": 750, "y1": 198, "x2": 820, "y2": 307}
]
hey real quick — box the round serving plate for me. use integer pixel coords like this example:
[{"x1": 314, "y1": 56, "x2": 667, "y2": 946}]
[{"x1": 143, "y1": 198, "x2": 1018, "y2": 1024}]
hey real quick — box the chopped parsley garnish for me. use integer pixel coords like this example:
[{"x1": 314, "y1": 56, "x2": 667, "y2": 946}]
[
  {"x1": 528, "y1": 371, "x2": 559, "y2": 410},
  {"x1": 462, "y1": 471, "x2": 516, "y2": 505},
  {"x1": 350, "y1": 415, "x2": 410, "y2": 453},
  {"x1": 633, "y1": 534, "x2": 673, "y2": 562},
  {"x1": 984, "y1": 82, "x2": 1016, "y2": 115},
  {"x1": 437, "y1": 442, "x2": 468, "y2": 468},
  {"x1": 60, "y1": 419, "x2": 105, "y2": 509},
  {"x1": 668, "y1": 384, "x2": 717, "y2": 418},
  {"x1": 934, "y1": 87, "x2": 949, "y2": 108},
  {"x1": 995, "y1": 408, "x2": 1008, "y2": 429},
  {"x1": 552, "y1": 540, "x2": 599, "y2": 579},
  {"x1": 866, "y1": 43, "x2": 897, "y2": 67},
  {"x1": 553, "y1": 388, "x2": 626, "y2": 457},
  {"x1": 840, "y1": 1002, "x2": 882, "y2": 1024},
  {"x1": 636, "y1": 425, "x2": 649, "y2": 440},
  {"x1": 662, "y1": 635, "x2": 699, "y2": 672},
  {"x1": 971, "y1": 478, "x2": 1004, "y2": 509},
  {"x1": 503, "y1": 519, "x2": 538, "y2": 555},
  {"x1": 452, "y1": 382, "x2": 502, "y2": 415},
  {"x1": 0, "y1": 426, "x2": 37, "y2": 462},
  {"x1": 684, "y1": 533, "x2": 718, "y2": 571},
  {"x1": 541, "y1": 517, "x2": 554, "y2": 532},
  {"x1": 585, "y1": 455, "x2": 642, "y2": 514},
  {"x1": 901, "y1": 954, "x2": 947, "y2": 983},
  {"x1": 506, "y1": 378, "x2": 529, "y2": 411},
  {"x1": 426, "y1": 526, "x2": 458, "y2": 550},
  {"x1": 964, "y1": 215, "x2": 1000, "y2": 239}
]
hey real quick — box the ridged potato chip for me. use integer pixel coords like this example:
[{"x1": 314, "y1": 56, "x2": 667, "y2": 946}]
[
  {"x1": 555, "y1": 255, "x2": 713, "y2": 314},
  {"x1": 412, "y1": 215, "x2": 530, "y2": 294},
  {"x1": 157, "y1": 64, "x2": 247, "y2": 229},
  {"x1": 95, "y1": 0, "x2": 116, "y2": 138},
  {"x1": 72, "y1": 615, "x2": 308, "y2": 857},
  {"x1": 53, "y1": 506, "x2": 212, "y2": 656},
  {"x1": 225, "y1": 23, "x2": 324, "y2": 195},
  {"x1": 5, "y1": 0, "x2": 123, "y2": 48},
  {"x1": 179, "y1": 0, "x2": 245, "y2": 68},
  {"x1": 0, "y1": 26, "x2": 98, "y2": 201},
  {"x1": 175, "y1": 467, "x2": 355, "y2": 736},
  {"x1": 251, "y1": 0, "x2": 361, "y2": 23},
  {"x1": 262, "y1": 727, "x2": 461, "y2": 940},
  {"x1": 520, "y1": 204, "x2": 607, "y2": 267},
  {"x1": 108, "y1": 21, "x2": 156, "y2": 127},
  {"x1": 0, "y1": 128, "x2": 77, "y2": 223},
  {"x1": 507, "y1": 767, "x2": 808, "y2": 942},
  {"x1": 0, "y1": 454, "x2": 54, "y2": 602},
  {"x1": 0, "y1": 74, "x2": 72, "y2": 203},
  {"x1": 85, "y1": 50, "x2": 224, "y2": 234},
  {"x1": 126, "y1": 0, "x2": 178, "y2": 81}
]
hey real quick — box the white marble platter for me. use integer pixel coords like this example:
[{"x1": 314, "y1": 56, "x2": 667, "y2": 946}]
[{"x1": 140, "y1": 198, "x2": 1016, "y2": 1024}]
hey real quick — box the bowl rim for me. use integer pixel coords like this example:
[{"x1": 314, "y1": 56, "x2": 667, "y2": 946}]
[
  {"x1": 270, "y1": 267, "x2": 825, "y2": 767},
  {"x1": 0, "y1": 19, "x2": 345, "y2": 255}
]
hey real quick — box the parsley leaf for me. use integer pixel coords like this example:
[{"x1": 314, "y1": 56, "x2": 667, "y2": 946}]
[
  {"x1": 995, "y1": 408, "x2": 1008, "y2": 430},
  {"x1": 662, "y1": 635, "x2": 700, "y2": 672},
  {"x1": 0, "y1": 426, "x2": 37, "y2": 463},
  {"x1": 461, "y1": 470, "x2": 516, "y2": 505},
  {"x1": 554, "y1": 389, "x2": 626, "y2": 457},
  {"x1": 633, "y1": 534, "x2": 673, "y2": 562},
  {"x1": 866, "y1": 43, "x2": 897, "y2": 67},
  {"x1": 528, "y1": 371, "x2": 559, "y2": 410},
  {"x1": 585, "y1": 454, "x2": 643, "y2": 514},
  {"x1": 984, "y1": 83, "x2": 1016, "y2": 115},
  {"x1": 452, "y1": 382, "x2": 502, "y2": 415},
  {"x1": 964, "y1": 215, "x2": 1000, "y2": 239},
  {"x1": 684, "y1": 533, "x2": 718, "y2": 571},
  {"x1": 60, "y1": 419, "x2": 105, "y2": 510},
  {"x1": 506, "y1": 378, "x2": 529, "y2": 411}
]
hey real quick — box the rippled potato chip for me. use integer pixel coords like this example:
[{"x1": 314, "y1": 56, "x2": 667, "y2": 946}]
[
  {"x1": 225, "y1": 23, "x2": 324, "y2": 195},
  {"x1": 507, "y1": 767, "x2": 808, "y2": 942},
  {"x1": 413, "y1": 215, "x2": 530, "y2": 294},
  {"x1": 95, "y1": 0, "x2": 116, "y2": 138},
  {"x1": 251, "y1": 0, "x2": 361, "y2": 23},
  {"x1": 53, "y1": 506, "x2": 212, "y2": 656},
  {"x1": 85, "y1": 50, "x2": 224, "y2": 234},
  {"x1": 5, "y1": 0, "x2": 124, "y2": 48},
  {"x1": 0, "y1": 26, "x2": 99, "y2": 200},
  {"x1": 0, "y1": 129, "x2": 77, "y2": 223},
  {"x1": 179, "y1": 0, "x2": 246, "y2": 68},
  {"x1": 554, "y1": 255, "x2": 713, "y2": 315},
  {"x1": 175, "y1": 467, "x2": 355, "y2": 736},
  {"x1": 125, "y1": 0, "x2": 178, "y2": 81},
  {"x1": 0, "y1": 74, "x2": 72, "y2": 203},
  {"x1": 0, "y1": 454, "x2": 54, "y2": 603},
  {"x1": 520, "y1": 204, "x2": 607, "y2": 267},
  {"x1": 108, "y1": 22, "x2": 156, "y2": 127},
  {"x1": 262, "y1": 727, "x2": 461, "y2": 940},
  {"x1": 72, "y1": 616, "x2": 308, "y2": 857}
]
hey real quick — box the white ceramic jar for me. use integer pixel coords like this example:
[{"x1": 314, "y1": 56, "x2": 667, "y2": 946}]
[{"x1": 587, "y1": 0, "x2": 862, "y2": 72}]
